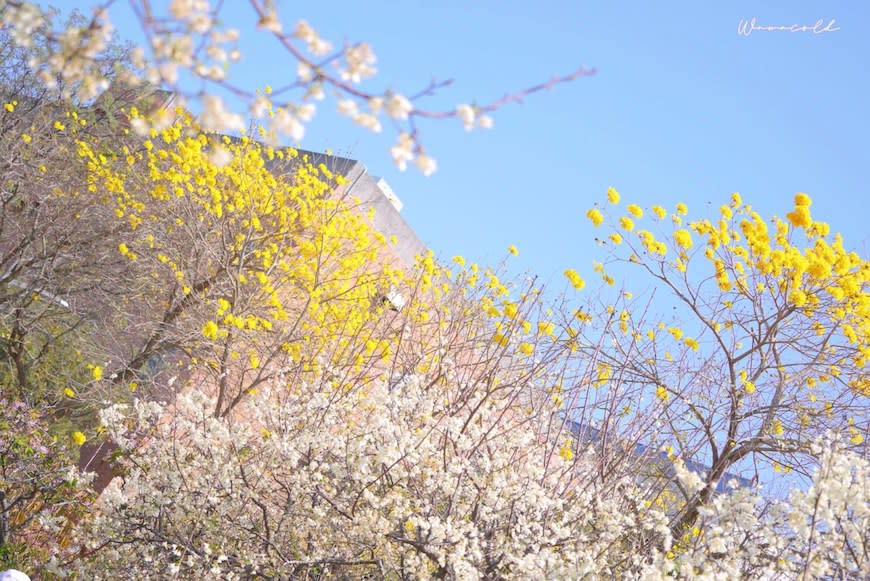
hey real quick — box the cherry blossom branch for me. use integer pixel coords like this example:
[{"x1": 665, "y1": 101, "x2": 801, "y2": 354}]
[{"x1": 0, "y1": 0, "x2": 596, "y2": 175}]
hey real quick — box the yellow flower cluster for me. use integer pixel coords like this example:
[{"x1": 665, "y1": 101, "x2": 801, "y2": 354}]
[
  {"x1": 786, "y1": 192, "x2": 813, "y2": 228},
  {"x1": 564, "y1": 269, "x2": 586, "y2": 290},
  {"x1": 586, "y1": 208, "x2": 604, "y2": 227},
  {"x1": 75, "y1": 110, "x2": 403, "y2": 397},
  {"x1": 585, "y1": 186, "x2": 869, "y2": 405},
  {"x1": 673, "y1": 229, "x2": 693, "y2": 250}
]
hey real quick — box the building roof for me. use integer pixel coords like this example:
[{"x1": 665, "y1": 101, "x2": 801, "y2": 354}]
[{"x1": 566, "y1": 419, "x2": 753, "y2": 493}]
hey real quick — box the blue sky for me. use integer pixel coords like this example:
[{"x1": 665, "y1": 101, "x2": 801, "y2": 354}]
[{"x1": 64, "y1": 1, "x2": 869, "y2": 286}]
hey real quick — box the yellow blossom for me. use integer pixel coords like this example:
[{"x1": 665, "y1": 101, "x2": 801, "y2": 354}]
[
  {"x1": 558, "y1": 438, "x2": 574, "y2": 461},
  {"x1": 772, "y1": 420, "x2": 784, "y2": 436},
  {"x1": 537, "y1": 320, "x2": 555, "y2": 336},
  {"x1": 790, "y1": 289, "x2": 808, "y2": 307},
  {"x1": 564, "y1": 269, "x2": 585, "y2": 290},
  {"x1": 92, "y1": 365, "x2": 103, "y2": 381},
  {"x1": 507, "y1": 244, "x2": 519, "y2": 256},
  {"x1": 586, "y1": 208, "x2": 604, "y2": 227},
  {"x1": 619, "y1": 216, "x2": 635, "y2": 231},
  {"x1": 673, "y1": 229, "x2": 693, "y2": 249},
  {"x1": 627, "y1": 204, "x2": 643, "y2": 218},
  {"x1": 656, "y1": 385, "x2": 669, "y2": 402},
  {"x1": 676, "y1": 202, "x2": 688, "y2": 215},
  {"x1": 607, "y1": 187, "x2": 621, "y2": 204},
  {"x1": 786, "y1": 205, "x2": 812, "y2": 228},
  {"x1": 202, "y1": 320, "x2": 219, "y2": 341},
  {"x1": 574, "y1": 309, "x2": 591, "y2": 322},
  {"x1": 71, "y1": 431, "x2": 87, "y2": 446},
  {"x1": 217, "y1": 298, "x2": 231, "y2": 316}
]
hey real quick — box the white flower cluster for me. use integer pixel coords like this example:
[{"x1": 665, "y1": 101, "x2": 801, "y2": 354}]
[
  {"x1": 292, "y1": 19, "x2": 332, "y2": 57},
  {"x1": 0, "y1": 3, "x2": 114, "y2": 101},
  {"x1": 642, "y1": 439, "x2": 870, "y2": 580},
  {"x1": 69, "y1": 369, "x2": 870, "y2": 581},
  {"x1": 339, "y1": 42, "x2": 376, "y2": 84},
  {"x1": 390, "y1": 132, "x2": 438, "y2": 176},
  {"x1": 456, "y1": 103, "x2": 494, "y2": 131},
  {"x1": 71, "y1": 367, "x2": 674, "y2": 579}
]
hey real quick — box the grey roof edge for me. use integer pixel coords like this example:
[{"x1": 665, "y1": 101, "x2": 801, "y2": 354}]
[
  {"x1": 566, "y1": 419, "x2": 754, "y2": 492},
  {"x1": 343, "y1": 171, "x2": 426, "y2": 268}
]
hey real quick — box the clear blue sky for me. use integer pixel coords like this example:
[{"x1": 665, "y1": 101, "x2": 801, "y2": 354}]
[{"x1": 63, "y1": 1, "x2": 869, "y2": 286}]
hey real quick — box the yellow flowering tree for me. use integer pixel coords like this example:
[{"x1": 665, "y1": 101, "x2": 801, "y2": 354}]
[
  {"x1": 72, "y1": 107, "x2": 409, "y2": 417},
  {"x1": 576, "y1": 189, "x2": 868, "y2": 532}
]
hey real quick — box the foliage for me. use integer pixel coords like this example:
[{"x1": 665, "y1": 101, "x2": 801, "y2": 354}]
[
  {"x1": 4, "y1": 101, "x2": 869, "y2": 575},
  {"x1": 60, "y1": 176, "x2": 870, "y2": 580},
  {"x1": 0, "y1": 399, "x2": 94, "y2": 573},
  {"x1": 0, "y1": 20, "x2": 133, "y2": 404},
  {"x1": 0, "y1": 26, "x2": 127, "y2": 575}
]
